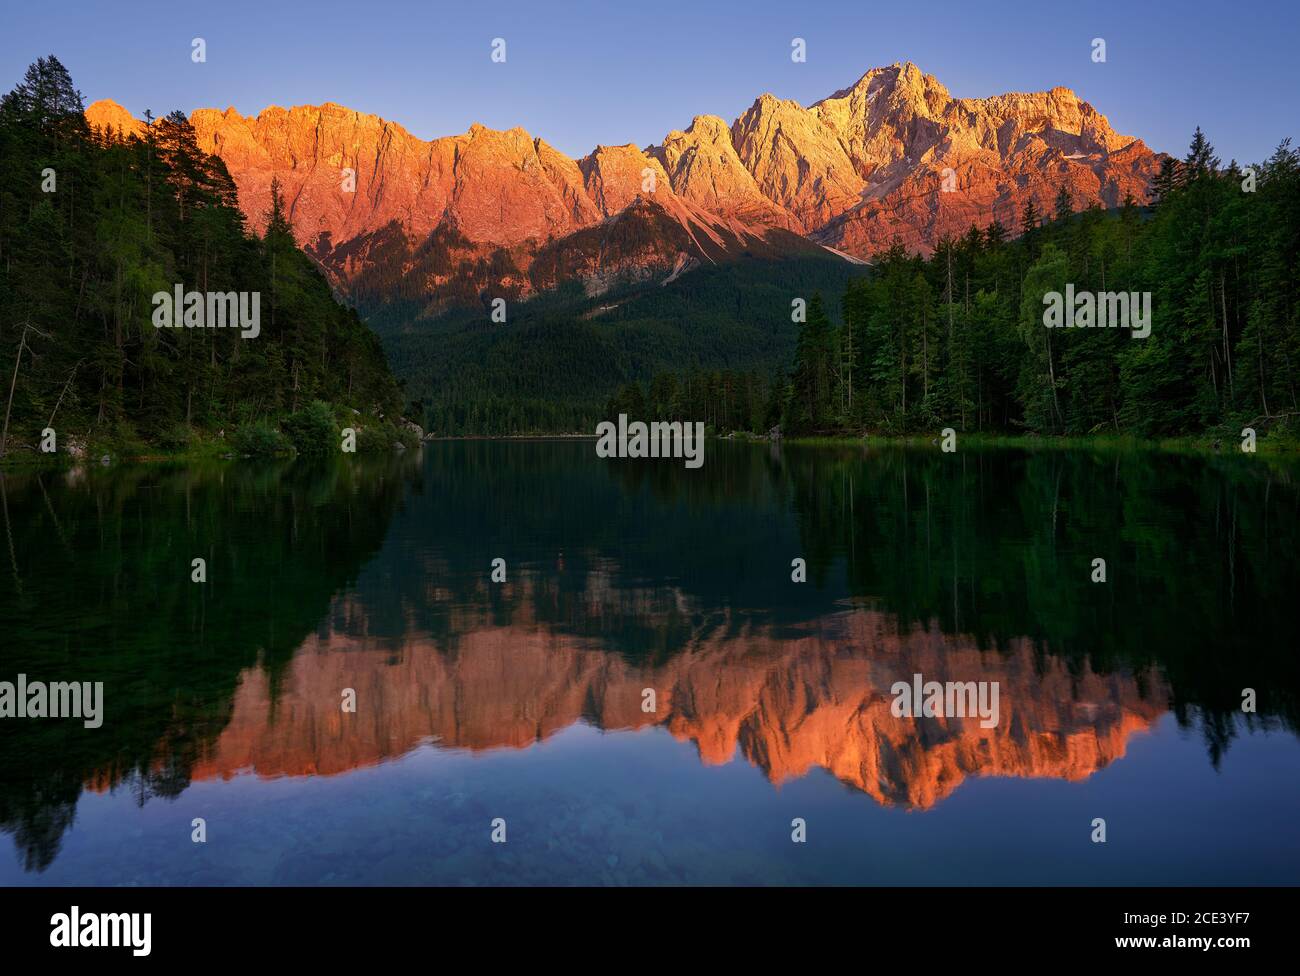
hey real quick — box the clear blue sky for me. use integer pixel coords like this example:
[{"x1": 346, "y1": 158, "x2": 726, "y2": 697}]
[{"x1": 3, "y1": 0, "x2": 1296, "y2": 164}]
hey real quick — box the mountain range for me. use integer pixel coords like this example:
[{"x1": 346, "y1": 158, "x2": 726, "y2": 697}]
[{"x1": 85, "y1": 62, "x2": 1162, "y2": 313}]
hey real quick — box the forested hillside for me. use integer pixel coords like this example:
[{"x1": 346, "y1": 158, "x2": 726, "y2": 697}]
[
  {"x1": 373, "y1": 254, "x2": 867, "y2": 435},
  {"x1": 0, "y1": 57, "x2": 401, "y2": 461}
]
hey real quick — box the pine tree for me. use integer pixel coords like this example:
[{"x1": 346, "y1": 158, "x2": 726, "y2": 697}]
[
  {"x1": 1185, "y1": 126, "x2": 1221, "y2": 180},
  {"x1": 1150, "y1": 157, "x2": 1179, "y2": 207},
  {"x1": 787, "y1": 293, "x2": 834, "y2": 433},
  {"x1": 1020, "y1": 198, "x2": 1041, "y2": 236},
  {"x1": 1053, "y1": 185, "x2": 1073, "y2": 222}
]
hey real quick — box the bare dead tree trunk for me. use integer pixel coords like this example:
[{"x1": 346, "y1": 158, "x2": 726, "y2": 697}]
[
  {"x1": 1221, "y1": 273, "x2": 1233, "y2": 398},
  {"x1": 2, "y1": 321, "x2": 52, "y2": 458},
  {"x1": 47, "y1": 359, "x2": 82, "y2": 429}
]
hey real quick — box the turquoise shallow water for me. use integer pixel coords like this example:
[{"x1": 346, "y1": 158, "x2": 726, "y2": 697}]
[{"x1": 1, "y1": 441, "x2": 1298, "y2": 884}]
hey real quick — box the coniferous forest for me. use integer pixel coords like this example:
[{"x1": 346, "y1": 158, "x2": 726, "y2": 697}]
[{"x1": 0, "y1": 57, "x2": 402, "y2": 462}]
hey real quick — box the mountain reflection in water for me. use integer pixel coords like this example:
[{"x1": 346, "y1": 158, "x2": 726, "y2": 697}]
[
  {"x1": 185, "y1": 601, "x2": 1166, "y2": 811},
  {"x1": 2, "y1": 440, "x2": 1297, "y2": 882}
]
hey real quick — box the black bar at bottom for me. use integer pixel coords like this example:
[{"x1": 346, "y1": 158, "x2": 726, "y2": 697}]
[{"x1": 0, "y1": 885, "x2": 1286, "y2": 962}]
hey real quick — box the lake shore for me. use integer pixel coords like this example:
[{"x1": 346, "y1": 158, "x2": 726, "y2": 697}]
[
  {"x1": 4, "y1": 428, "x2": 1298, "y2": 469},
  {"x1": 776, "y1": 431, "x2": 1300, "y2": 456}
]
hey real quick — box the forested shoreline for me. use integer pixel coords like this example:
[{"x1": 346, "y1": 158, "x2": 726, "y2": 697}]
[{"x1": 0, "y1": 57, "x2": 405, "y2": 464}]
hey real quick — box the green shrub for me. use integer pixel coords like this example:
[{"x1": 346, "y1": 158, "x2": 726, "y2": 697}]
[
  {"x1": 232, "y1": 420, "x2": 288, "y2": 457},
  {"x1": 282, "y1": 401, "x2": 336, "y2": 456},
  {"x1": 356, "y1": 425, "x2": 394, "y2": 454},
  {"x1": 157, "y1": 422, "x2": 194, "y2": 452}
]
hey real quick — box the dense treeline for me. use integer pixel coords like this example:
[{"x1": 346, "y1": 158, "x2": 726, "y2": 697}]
[
  {"x1": 783, "y1": 129, "x2": 1300, "y2": 439},
  {"x1": 0, "y1": 57, "x2": 402, "y2": 460},
  {"x1": 604, "y1": 367, "x2": 782, "y2": 433},
  {"x1": 378, "y1": 257, "x2": 864, "y2": 436}
]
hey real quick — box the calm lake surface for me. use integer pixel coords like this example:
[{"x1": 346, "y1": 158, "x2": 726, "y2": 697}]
[{"x1": 1, "y1": 440, "x2": 1298, "y2": 885}]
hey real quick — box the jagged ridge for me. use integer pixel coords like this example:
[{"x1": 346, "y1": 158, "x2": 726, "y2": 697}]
[{"x1": 85, "y1": 61, "x2": 1161, "y2": 304}]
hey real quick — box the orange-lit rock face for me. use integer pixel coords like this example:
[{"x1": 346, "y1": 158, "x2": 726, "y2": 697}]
[
  {"x1": 655, "y1": 114, "x2": 804, "y2": 232},
  {"x1": 184, "y1": 105, "x2": 603, "y2": 247},
  {"x1": 186, "y1": 605, "x2": 1166, "y2": 811},
  {"x1": 730, "y1": 92, "x2": 867, "y2": 232},
  {"x1": 84, "y1": 98, "x2": 144, "y2": 139},
  {"x1": 84, "y1": 61, "x2": 1161, "y2": 275},
  {"x1": 807, "y1": 65, "x2": 1161, "y2": 254}
]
